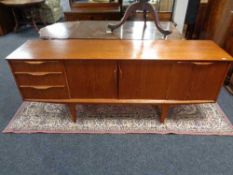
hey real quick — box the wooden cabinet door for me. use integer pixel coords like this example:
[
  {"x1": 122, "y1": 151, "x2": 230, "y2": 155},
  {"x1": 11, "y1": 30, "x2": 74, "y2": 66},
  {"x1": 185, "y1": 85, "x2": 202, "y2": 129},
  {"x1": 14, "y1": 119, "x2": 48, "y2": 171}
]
[
  {"x1": 118, "y1": 61, "x2": 172, "y2": 99},
  {"x1": 188, "y1": 62, "x2": 229, "y2": 100},
  {"x1": 166, "y1": 62, "x2": 193, "y2": 100},
  {"x1": 65, "y1": 60, "x2": 117, "y2": 98},
  {"x1": 167, "y1": 62, "x2": 230, "y2": 101}
]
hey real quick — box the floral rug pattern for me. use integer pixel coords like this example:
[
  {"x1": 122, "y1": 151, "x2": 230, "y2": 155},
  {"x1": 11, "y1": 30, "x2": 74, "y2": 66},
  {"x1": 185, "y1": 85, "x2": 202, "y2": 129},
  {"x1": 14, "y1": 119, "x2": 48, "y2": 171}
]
[{"x1": 3, "y1": 102, "x2": 233, "y2": 135}]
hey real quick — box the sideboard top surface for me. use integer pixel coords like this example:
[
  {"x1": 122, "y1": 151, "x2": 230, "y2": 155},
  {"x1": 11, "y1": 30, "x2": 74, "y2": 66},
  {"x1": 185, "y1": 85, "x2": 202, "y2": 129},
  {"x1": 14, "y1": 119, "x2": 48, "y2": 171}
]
[{"x1": 6, "y1": 40, "x2": 233, "y2": 61}]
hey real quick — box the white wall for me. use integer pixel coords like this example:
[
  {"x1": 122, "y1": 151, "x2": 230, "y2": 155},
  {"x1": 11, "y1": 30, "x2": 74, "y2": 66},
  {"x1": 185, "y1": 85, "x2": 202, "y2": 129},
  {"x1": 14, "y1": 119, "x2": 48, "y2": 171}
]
[
  {"x1": 173, "y1": 0, "x2": 189, "y2": 33},
  {"x1": 60, "y1": 0, "x2": 70, "y2": 11}
]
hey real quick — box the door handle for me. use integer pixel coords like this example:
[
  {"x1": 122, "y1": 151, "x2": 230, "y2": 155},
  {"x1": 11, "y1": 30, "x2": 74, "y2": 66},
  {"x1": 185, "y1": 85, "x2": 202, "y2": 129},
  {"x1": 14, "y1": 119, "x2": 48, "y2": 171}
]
[
  {"x1": 177, "y1": 61, "x2": 214, "y2": 65},
  {"x1": 20, "y1": 85, "x2": 65, "y2": 90},
  {"x1": 114, "y1": 66, "x2": 117, "y2": 84},
  {"x1": 24, "y1": 61, "x2": 46, "y2": 65},
  {"x1": 15, "y1": 72, "x2": 62, "y2": 76},
  {"x1": 192, "y1": 62, "x2": 214, "y2": 66},
  {"x1": 118, "y1": 65, "x2": 123, "y2": 79}
]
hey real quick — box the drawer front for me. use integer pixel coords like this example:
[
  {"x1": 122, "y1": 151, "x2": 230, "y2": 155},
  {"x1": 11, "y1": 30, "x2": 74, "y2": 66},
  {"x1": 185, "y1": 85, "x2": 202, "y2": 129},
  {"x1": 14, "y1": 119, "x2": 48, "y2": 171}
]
[
  {"x1": 10, "y1": 61, "x2": 64, "y2": 72},
  {"x1": 20, "y1": 86, "x2": 68, "y2": 99},
  {"x1": 65, "y1": 12, "x2": 121, "y2": 21},
  {"x1": 15, "y1": 72, "x2": 66, "y2": 86},
  {"x1": 77, "y1": 14, "x2": 120, "y2": 20}
]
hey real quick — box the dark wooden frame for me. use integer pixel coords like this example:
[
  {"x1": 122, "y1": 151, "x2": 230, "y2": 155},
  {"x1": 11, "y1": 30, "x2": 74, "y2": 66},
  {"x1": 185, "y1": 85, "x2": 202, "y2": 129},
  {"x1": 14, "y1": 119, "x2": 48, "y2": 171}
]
[
  {"x1": 0, "y1": 4, "x2": 14, "y2": 35},
  {"x1": 107, "y1": 0, "x2": 172, "y2": 38}
]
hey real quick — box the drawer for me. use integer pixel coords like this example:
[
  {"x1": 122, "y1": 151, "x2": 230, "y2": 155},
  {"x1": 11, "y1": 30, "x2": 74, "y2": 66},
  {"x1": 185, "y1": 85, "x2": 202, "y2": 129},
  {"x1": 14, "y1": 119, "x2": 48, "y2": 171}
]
[
  {"x1": 15, "y1": 72, "x2": 66, "y2": 86},
  {"x1": 20, "y1": 86, "x2": 68, "y2": 99},
  {"x1": 10, "y1": 61, "x2": 64, "y2": 72}
]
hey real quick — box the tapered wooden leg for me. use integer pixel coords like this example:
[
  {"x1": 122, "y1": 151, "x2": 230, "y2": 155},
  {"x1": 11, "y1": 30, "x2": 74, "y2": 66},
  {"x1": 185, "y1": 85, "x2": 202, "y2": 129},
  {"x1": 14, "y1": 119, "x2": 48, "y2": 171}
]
[
  {"x1": 160, "y1": 104, "x2": 169, "y2": 123},
  {"x1": 67, "y1": 104, "x2": 77, "y2": 122}
]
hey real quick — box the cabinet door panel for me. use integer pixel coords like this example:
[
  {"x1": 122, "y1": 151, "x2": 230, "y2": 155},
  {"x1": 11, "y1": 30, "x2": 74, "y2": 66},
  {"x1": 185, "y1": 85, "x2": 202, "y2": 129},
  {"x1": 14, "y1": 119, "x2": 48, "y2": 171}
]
[
  {"x1": 119, "y1": 61, "x2": 172, "y2": 99},
  {"x1": 188, "y1": 62, "x2": 229, "y2": 100},
  {"x1": 65, "y1": 61, "x2": 117, "y2": 98},
  {"x1": 167, "y1": 62, "x2": 229, "y2": 100},
  {"x1": 166, "y1": 63, "x2": 193, "y2": 100}
]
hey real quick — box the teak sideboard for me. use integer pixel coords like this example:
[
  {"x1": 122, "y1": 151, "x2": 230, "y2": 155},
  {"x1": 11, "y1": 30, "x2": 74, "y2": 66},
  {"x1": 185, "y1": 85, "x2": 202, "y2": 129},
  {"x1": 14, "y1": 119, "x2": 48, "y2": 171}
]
[{"x1": 6, "y1": 40, "x2": 233, "y2": 123}]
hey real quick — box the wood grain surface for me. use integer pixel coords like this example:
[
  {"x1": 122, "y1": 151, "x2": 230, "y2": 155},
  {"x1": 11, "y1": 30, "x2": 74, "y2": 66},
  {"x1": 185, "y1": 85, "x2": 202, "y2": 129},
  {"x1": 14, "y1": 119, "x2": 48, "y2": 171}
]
[{"x1": 6, "y1": 40, "x2": 233, "y2": 61}]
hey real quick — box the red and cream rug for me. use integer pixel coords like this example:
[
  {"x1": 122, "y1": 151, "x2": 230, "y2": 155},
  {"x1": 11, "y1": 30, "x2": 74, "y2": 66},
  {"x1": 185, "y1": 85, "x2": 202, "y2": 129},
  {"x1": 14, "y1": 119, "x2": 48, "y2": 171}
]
[{"x1": 3, "y1": 102, "x2": 233, "y2": 135}]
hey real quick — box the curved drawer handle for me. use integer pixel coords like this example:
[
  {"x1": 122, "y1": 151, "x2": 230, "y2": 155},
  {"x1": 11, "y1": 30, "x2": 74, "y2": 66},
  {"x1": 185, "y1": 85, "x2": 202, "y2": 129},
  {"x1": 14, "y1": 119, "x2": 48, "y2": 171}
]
[
  {"x1": 177, "y1": 61, "x2": 214, "y2": 65},
  {"x1": 24, "y1": 61, "x2": 46, "y2": 65},
  {"x1": 177, "y1": 61, "x2": 188, "y2": 64},
  {"x1": 192, "y1": 62, "x2": 214, "y2": 66},
  {"x1": 15, "y1": 72, "x2": 62, "y2": 76},
  {"x1": 20, "y1": 86, "x2": 65, "y2": 90}
]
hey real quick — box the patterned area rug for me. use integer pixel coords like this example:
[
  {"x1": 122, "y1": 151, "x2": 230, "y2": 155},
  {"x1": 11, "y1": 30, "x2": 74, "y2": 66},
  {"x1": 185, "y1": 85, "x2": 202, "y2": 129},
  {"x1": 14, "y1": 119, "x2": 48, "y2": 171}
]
[{"x1": 3, "y1": 102, "x2": 233, "y2": 135}]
